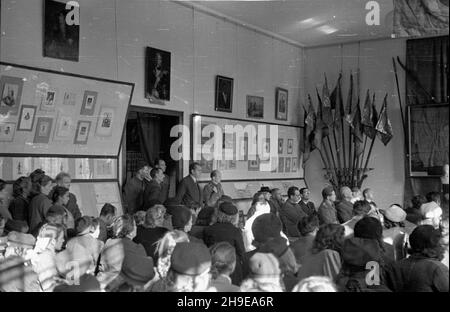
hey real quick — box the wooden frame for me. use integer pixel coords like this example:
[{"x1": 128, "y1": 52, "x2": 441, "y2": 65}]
[
  {"x1": 215, "y1": 75, "x2": 233, "y2": 113},
  {"x1": 246, "y1": 95, "x2": 264, "y2": 119},
  {"x1": 275, "y1": 87, "x2": 288, "y2": 121}
]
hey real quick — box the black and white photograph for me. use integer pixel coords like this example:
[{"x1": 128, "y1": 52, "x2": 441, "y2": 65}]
[
  {"x1": 74, "y1": 120, "x2": 91, "y2": 144},
  {"x1": 0, "y1": 75, "x2": 23, "y2": 115},
  {"x1": 287, "y1": 138, "x2": 293, "y2": 154},
  {"x1": 278, "y1": 138, "x2": 284, "y2": 154},
  {"x1": 246, "y1": 95, "x2": 264, "y2": 118},
  {"x1": 0, "y1": 122, "x2": 16, "y2": 142},
  {"x1": 275, "y1": 87, "x2": 288, "y2": 120},
  {"x1": 96, "y1": 106, "x2": 115, "y2": 137},
  {"x1": 145, "y1": 47, "x2": 171, "y2": 101},
  {"x1": 80, "y1": 90, "x2": 98, "y2": 116},
  {"x1": 215, "y1": 75, "x2": 233, "y2": 113},
  {"x1": 17, "y1": 105, "x2": 37, "y2": 131},
  {"x1": 44, "y1": 0, "x2": 80, "y2": 61},
  {"x1": 33, "y1": 117, "x2": 53, "y2": 144}
]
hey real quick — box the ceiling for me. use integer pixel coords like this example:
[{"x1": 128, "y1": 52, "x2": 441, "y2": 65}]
[{"x1": 186, "y1": 0, "x2": 395, "y2": 47}]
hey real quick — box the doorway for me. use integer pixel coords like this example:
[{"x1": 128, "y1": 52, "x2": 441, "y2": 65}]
[{"x1": 122, "y1": 106, "x2": 183, "y2": 198}]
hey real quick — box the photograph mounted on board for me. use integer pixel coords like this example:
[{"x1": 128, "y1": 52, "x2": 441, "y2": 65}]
[
  {"x1": 246, "y1": 95, "x2": 264, "y2": 119},
  {"x1": 34, "y1": 117, "x2": 54, "y2": 144},
  {"x1": 278, "y1": 138, "x2": 284, "y2": 154},
  {"x1": 0, "y1": 123, "x2": 16, "y2": 142},
  {"x1": 275, "y1": 87, "x2": 288, "y2": 121},
  {"x1": 80, "y1": 91, "x2": 98, "y2": 116},
  {"x1": 145, "y1": 47, "x2": 171, "y2": 101},
  {"x1": 287, "y1": 139, "x2": 293, "y2": 154},
  {"x1": 54, "y1": 115, "x2": 73, "y2": 139},
  {"x1": 74, "y1": 120, "x2": 91, "y2": 145},
  {"x1": 96, "y1": 106, "x2": 115, "y2": 137},
  {"x1": 36, "y1": 88, "x2": 58, "y2": 111},
  {"x1": 44, "y1": 0, "x2": 80, "y2": 62},
  {"x1": 215, "y1": 76, "x2": 233, "y2": 113},
  {"x1": 17, "y1": 105, "x2": 37, "y2": 131},
  {"x1": 0, "y1": 75, "x2": 24, "y2": 116}
]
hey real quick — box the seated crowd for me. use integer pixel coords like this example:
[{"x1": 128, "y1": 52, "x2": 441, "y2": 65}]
[{"x1": 0, "y1": 162, "x2": 448, "y2": 292}]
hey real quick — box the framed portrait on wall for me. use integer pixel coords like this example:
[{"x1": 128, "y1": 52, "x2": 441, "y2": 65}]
[
  {"x1": 248, "y1": 157, "x2": 260, "y2": 171},
  {"x1": 0, "y1": 123, "x2": 16, "y2": 142},
  {"x1": 33, "y1": 117, "x2": 54, "y2": 144},
  {"x1": 278, "y1": 138, "x2": 284, "y2": 154},
  {"x1": 292, "y1": 157, "x2": 298, "y2": 172},
  {"x1": 17, "y1": 105, "x2": 37, "y2": 131},
  {"x1": 96, "y1": 106, "x2": 115, "y2": 137},
  {"x1": 285, "y1": 157, "x2": 291, "y2": 173},
  {"x1": 275, "y1": 87, "x2": 288, "y2": 121},
  {"x1": 215, "y1": 76, "x2": 233, "y2": 113},
  {"x1": 0, "y1": 75, "x2": 24, "y2": 115},
  {"x1": 80, "y1": 90, "x2": 98, "y2": 116},
  {"x1": 43, "y1": 0, "x2": 80, "y2": 62},
  {"x1": 278, "y1": 157, "x2": 285, "y2": 173},
  {"x1": 287, "y1": 139, "x2": 293, "y2": 154},
  {"x1": 63, "y1": 92, "x2": 77, "y2": 106},
  {"x1": 74, "y1": 120, "x2": 91, "y2": 145},
  {"x1": 37, "y1": 88, "x2": 58, "y2": 111},
  {"x1": 145, "y1": 47, "x2": 171, "y2": 101},
  {"x1": 246, "y1": 95, "x2": 264, "y2": 119},
  {"x1": 54, "y1": 115, "x2": 73, "y2": 139}
]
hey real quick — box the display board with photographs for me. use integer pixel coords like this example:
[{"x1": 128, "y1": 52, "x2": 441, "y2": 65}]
[
  {"x1": 0, "y1": 62, "x2": 133, "y2": 156},
  {"x1": 192, "y1": 114, "x2": 304, "y2": 182}
]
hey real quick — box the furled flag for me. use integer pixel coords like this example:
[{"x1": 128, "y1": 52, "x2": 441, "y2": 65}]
[
  {"x1": 316, "y1": 87, "x2": 330, "y2": 139},
  {"x1": 345, "y1": 72, "x2": 357, "y2": 126},
  {"x1": 362, "y1": 91, "x2": 378, "y2": 139},
  {"x1": 351, "y1": 98, "x2": 364, "y2": 156},
  {"x1": 375, "y1": 95, "x2": 394, "y2": 146},
  {"x1": 302, "y1": 97, "x2": 316, "y2": 166},
  {"x1": 322, "y1": 74, "x2": 334, "y2": 127},
  {"x1": 312, "y1": 93, "x2": 325, "y2": 151},
  {"x1": 330, "y1": 73, "x2": 344, "y2": 130}
]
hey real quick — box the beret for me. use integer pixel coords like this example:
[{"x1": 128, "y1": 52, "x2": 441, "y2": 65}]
[
  {"x1": 170, "y1": 242, "x2": 211, "y2": 276},
  {"x1": 75, "y1": 216, "x2": 93, "y2": 235},
  {"x1": 259, "y1": 187, "x2": 271, "y2": 193},
  {"x1": 219, "y1": 202, "x2": 238, "y2": 216},
  {"x1": 248, "y1": 252, "x2": 281, "y2": 277},
  {"x1": 252, "y1": 214, "x2": 282, "y2": 244},
  {"x1": 7, "y1": 231, "x2": 36, "y2": 249},
  {"x1": 383, "y1": 205, "x2": 406, "y2": 223},
  {"x1": 171, "y1": 206, "x2": 192, "y2": 229}
]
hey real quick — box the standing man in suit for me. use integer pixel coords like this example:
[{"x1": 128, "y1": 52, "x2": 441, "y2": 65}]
[
  {"x1": 317, "y1": 186, "x2": 338, "y2": 225},
  {"x1": 298, "y1": 187, "x2": 316, "y2": 217},
  {"x1": 53, "y1": 172, "x2": 82, "y2": 221},
  {"x1": 203, "y1": 170, "x2": 224, "y2": 209},
  {"x1": 175, "y1": 162, "x2": 203, "y2": 217},
  {"x1": 143, "y1": 168, "x2": 165, "y2": 209},
  {"x1": 279, "y1": 186, "x2": 307, "y2": 238},
  {"x1": 154, "y1": 159, "x2": 170, "y2": 204},
  {"x1": 123, "y1": 162, "x2": 151, "y2": 214}
]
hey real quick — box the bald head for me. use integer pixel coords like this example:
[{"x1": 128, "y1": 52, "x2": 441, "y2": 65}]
[{"x1": 340, "y1": 186, "x2": 352, "y2": 200}]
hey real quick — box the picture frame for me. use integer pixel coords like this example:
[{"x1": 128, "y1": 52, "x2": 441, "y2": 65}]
[
  {"x1": 145, "y1": 47, "x2": 171, "y2": 101},
  {"x1": 74, "y1": 120, "x2": 91, "y2": 145},
  {"x1": 54, "y1": 115, "x2": 73, "y2": 139},
  {"x1": 278, "y1": 157, "x2": 285, "y2": 173},
  {"x1": 17, "y1": 105, "x2": 37, "y2": 131},
  {"x1": 63, "y1": 91, "x2": 76, "y2": 106},
  {"x1": 285, "y1": 157, "x2": 291, "y2": 173},
  {"x1": 287, "y1": 139, "x2": 293, "y2": 154},
  {"x1": 292, "y1": 157, "x2": 298, "y2": 172},
  {"x1": 37, "y1": 88, "x2": 58, "y2": 111},
  {"x1": 80, "y1": 91, "x2": 98, "y2": 116},
  {"x1": 93, "y1": 159, "x2": 116, "y2": 179},
  {"x1": 0, "y1": 122, "x2": 16, "y2": 142},
  {"x1": 246, "y1": 95, "x2": 264, "y2": 119},
  {"x1": 33, "y1": 117, "x2": 54, "y2": 144},
  {"x1": 44, "y1": 0, "x2": 80, "y2": 62},
  {"x1": 248, "y1": 156, "x2": 260, "y2": 171},
  {"x1": 0, "y1": 75, "x2": 24, "y2": 115},
  {"x1": 96, "y1": 106, "x2": 115, "y2": 137},
  {"x1": 215, "y1": 75, "x2": 233, "y2": 113},
  {"x1": 275, "y1": 87, "x2": 288, "y2": 121},
  {"x1": 278, "y1": 138, "x2": 284, "y2": 154}
]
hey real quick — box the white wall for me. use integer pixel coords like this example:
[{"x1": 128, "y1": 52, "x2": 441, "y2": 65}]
[{"x1": 303, "y1": 39, "x2": 407, "y2": 209}]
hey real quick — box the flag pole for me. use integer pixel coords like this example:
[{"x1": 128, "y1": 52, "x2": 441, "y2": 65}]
[{"x1": 392, "y1": 57, "x2": 406, "y2": 135}]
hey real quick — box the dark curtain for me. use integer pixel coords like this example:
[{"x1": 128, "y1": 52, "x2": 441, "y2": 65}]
[
  {"x1": 137, "y1": 113, "x2": 161, "y2": 167},
  {"x1": 405, "y1": 36, "x2": 449, "y2": 207}
]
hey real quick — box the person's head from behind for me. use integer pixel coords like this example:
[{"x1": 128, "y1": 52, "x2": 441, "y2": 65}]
[
  {"x1": 12, "y1": 176, "x2": 32, "y2": 198},
  {"x1": 189, "y1": 162, "x2": 202, "y2": 179},
  {"x1": 55, "y1": 172, "x2": 71, "y2": 190},
  {"x1": 311, "y1": 224, "x2": 345, "y2": 254},
  {"x1": 412, "y1": 195, "x2": 427, "y2": 210},
  {"x1": 216, "y1": 202, "x2": 238, "y2": 226},
  {"x1": 111, "y1": 214, "x2": 136, "y2": 240},
  {"x1": 322, "y1": 186, "x2": 336, "y2": 202},
  {"x1": 252, "y1": 191, "x2": 266, "y2": 206},
  {"x1": 340, "y1": 186, "x2": 352, "y2": 201},
  {"x1": 259, "y1": 187, "x2": 272, "y2": 201},
  {"x1": 288, "y1": 186, "x2": 300, "y2": 203},
  {"x1": 171, "y1": 206, "x2": 193, "y2": 233},
  {"x1": 156, "y1": 230, "x2": 189, "y2": 265},
  {"x1": 35, "y1": 223, "x2": 65, "y2": 253},
  {"x1": 353, "y1": 216, "x2": 384, "y2": 248},
  {"x1": 363, "y1": 188, "x2": 374, "y2": 201},
  {"x1": 133, "y1": 210, "x2": 146, "y2": 227},
  {"x1": 299, "y1": 187, "x2": 310, "y2": 201},
  {"x1": 210, "y1": 170, "x2": 222, "y2": 184},
  {"x1": 37, "y1": 175, "x2": 53, "y2": 196},
  {"x1": 292, "y1": 276, "x2": 337, "y2": 292},
  {"x1": 100, "y1": 203, "x2": 116, "y2": 225},
  {"x1": 271, "y1": 188, "x2": 282, "y2": 202},
  {"x1": 426, "y1": 191, "x2": 441, "y2": 206},
  {"x1": 353, "y1": 200, "x2": 372, "y2": 217},
  {"x1": 154, "y1": 158, "x2": 167, "y2": 173},
  {"x1": 150, "y1": 168, "x2": 164, "y2": 184},
  {"x1": 383, "y1": 204, "x2": 406, "y2": 229},
  {"x1": 5, "y1": 232, "x2": 36, "y2": 258},
  {"x1": 251, "y1": 213, "x2": 282, "y2": 248},
  {"x1": 209, "y1": 242, "x2": 236, "y2": 280},
  {"x1": 242, "y1": 252, "x2": 283, "y2": 292},
  {"x1": 145, "y1": 204, "x2": 166, "y2": 228},
  {"x1": 45, "y1": 205, "x2": 67, "y2": 225},
  {"x1": 167, "y1": 242, "x2": 212, "y2": 292},
  {"x1": 408, "y1": 225, "x2": 444, "y2": 261},
  {"x1": 298, "y1": 214, "x2": 319, "y2": 237},
  {"x1": 351, "y1": 187, "x2": 361, "y2": 200},
  {"x1": 51, "y1": 186, "x2": 70, "y2": 206},
  {"x1": 136, "y1": 161, "x2": 150, "y2": 180}
]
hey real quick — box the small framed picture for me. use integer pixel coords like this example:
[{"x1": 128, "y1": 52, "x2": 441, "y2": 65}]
[
  {"x1": 275, "y1": 87, "x2": 288, "y2": 121},
  {"x1": 246, "y1": 95, "x2": 264, "y2": 119},
  {"x1": 278, "y1": 138, "x2": 284, "y2": 154},
  {"x1": 80, "y1": 91, "x2": 98, "y2": 116},
  {"x1": 40, "y1": 89, "x2": 57, "y2": 111},
  {"x1": 63, "y1": 92, "x2": 76, "y2": 106},
  {"x1": 278, "y1": 157, "x2": 285, "y2": 173},
  {"x1": 285, "y1": 157, "x2": 291, "y2": 173},
  {"x1": 145, "y1": 47, "x2": 171, "y2": 101},
  {"x1": 33, "y1": 117, "x2": 54, "y2": 144},
  {"x1": 17, "y1": 105, "x2": 37, "y2": 131},
  {"x1": 74, "y1": 120, "x2": 92, "y2": 145},
  {"x1": 287, "y1": 139, "x2": 293, "y2": 154},
  {"x1": 0, "y1": 122, "x2": 16, "y2": 142},
  {"x1": 292, "y1": 157, "x2": 298, "y2": 172},
  {"x1": 96, "y1": 106, "x2": 115, "y2": 137},
  {"x1": 248, "y1": 157, "x2": 260, "y2": 171},
  {"x1": 54, "y1": 115, "x2": 73, "y2": 139},
  {"x1": 0, "y1": 75, "x2": 24, "y2": 116},
  {"x1": 215, "y1": 75, "x2": 233, "y2": 113}
]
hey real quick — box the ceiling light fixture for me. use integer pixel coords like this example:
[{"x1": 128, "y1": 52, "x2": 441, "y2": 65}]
[{"x1": 317, "y1": 25, "x2": 338, "y2": 34}]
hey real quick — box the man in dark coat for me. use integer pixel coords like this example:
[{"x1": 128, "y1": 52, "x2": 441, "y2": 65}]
[
  {"x1": 53, "y1": 172, "x2": 82, "y2": 220},
  {"x1": 298, "y1": 187, "x2": 316, "y2": 217},
  {"x1": 202, "y1": 170, "x2": 224, "y2": 208},
  {"x1": 175, "y1": 162, "x2": 203, "y2": 213},
  {"x1": 318, "y1": 186, "x2": 338, "y2": 225},
  {"x1": 154, "y1": 159, "x2": 170, "y2": 204},
  {"x1": 143, "y1": 168, "x2": 165, "y2": 210},
  {"x1": 123, "y1": 163, "x2": 150, "y2": 214},
  {"x1": 336, "y1": 186, "x2": 354, "y2": 224},
  {"x1": 279, "y1": 186, "x2": 307, "y2": 238}
]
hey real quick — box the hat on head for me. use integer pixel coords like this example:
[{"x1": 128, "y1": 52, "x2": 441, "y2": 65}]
[
  {"x1": 409, "y1": 225, "x2": 442, "y2": 252},
  {"x1": 196, "y1": 206, "x2": 215, "y2": 225},
  {"x1": 170, "y1": 242, "x2": 211, "y2": 276},
  {"x1": 219, "y1": 202, "x2": 238, "y2": 216},
  {"x1": 322, "y1": 186, "x2": 334, "y2": 198},
  {"x1": 75, "y1": 216, "x2": 93, "y2": 235},
  {"x1": 354, "y1": 216, "x2": 382, "y2": 240},
  {"x1": 341, "y1": 237, "x2": 383, "y2": 267},
  {"x1": 420, "y1": 202, "x2": 442, "y2": 219},
  {"x1": 7, "y1": 231, "x2": 36, "y2": 249},
  {"x1": 258, "y1": 236, "x2": 289, "y2": 258},
  {"x1": 383, "y1": 205, "x2": 407, "y2": 223},
  {"x1": 171, "y1": 206, "x2": 192, "y2": 229},
  {"x1": 260, "y1": 186, "x2": 271, "y2": 193},
  {"x1": 252, "y1": 214, "x2": 282, "y2": 244},
  {"x1": 248, "y1": 252, "x2": 281, "y2": 277}
]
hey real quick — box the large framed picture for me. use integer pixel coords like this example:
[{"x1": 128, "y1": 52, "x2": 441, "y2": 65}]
[
  {"x1": 215, "y1": 76, "x2": 233, "y2": 113},
  {"x1": 17, "y1": 105, "x2": 37, "y2": 131},
  {"x1": 33, "y1": 117, "x2": 54, "y2": 144},
  {"x1": 247, "y1": 95, "x2": 264, "y2": 119},
  {"x1": 74, "y1": 120, "x2": 91, "y2": 145},
  {"x1": 44, "y1": 0, "x2": 79, "y2": 62},
  {"x1": 275, "y1": 87, "x2": 288, "y2": 121},
  {"x1": 145, "y1": 47, "x2": 171, "y2": 101},
  {"x1": 408, "y1": 103, "x2": 449, "y2": 176},
  {"x1": 0, "y1": 75, "x2": 24, "y2": 115}
]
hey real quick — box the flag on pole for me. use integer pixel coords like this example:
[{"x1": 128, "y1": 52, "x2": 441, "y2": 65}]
[
  {"x1": 302, "y1": 97, "x2": 316, "y2": 166},
  {"x1": 345, "y1": 72, "x2": 356, "y2": 125},
  {"x1": 312, "y1": 92, "x2": 325, "y2": 150},
  {"x1": 352, "y1": 98, "x2": 364, "y2": 156},
  {"x1": 375, "y1": 95, "x2": 394, "y2": 146},
  {"x1": 316, "y1": 88, "x2": 330, "y2": 139},
  {"x1": 331, "y1": 73, "x2": 344, "y2": 130},
  {"x1": 322, "y1": 74, "x2": 334, "y2": 127},
  {"x1": 362, "y1": 91, "x2": 378, "y2": 139}
]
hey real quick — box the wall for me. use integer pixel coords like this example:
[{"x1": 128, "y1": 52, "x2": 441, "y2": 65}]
[{"x1": 303, "y1": 39, "x2": 407, "y2": 209}]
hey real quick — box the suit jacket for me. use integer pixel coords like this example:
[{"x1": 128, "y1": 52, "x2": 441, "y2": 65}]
[
  {"x1": 123, "y1": 176, "x2": 146, "y2": 214},
  {"x1": 143, "y1": 180, "x2": 164, "y2": 209},
  {"x1": 336, "y1": 199, "x2": 353, "y2": 224},
  {"x1": 279, "y1": 200, "x2": 307, "y2": 237},
  {"x1": 318, "y1": 200, "x2": 338, "y2": 225},
  {"x1": 175, "y1": 175, "x2": 202, "y2": 210},
  {"x1": 268, "y1": 198, "x2": 283, "y2": 217},
  {"x1": 9, "y1": 196, "x2": 30, "y2": 224},
  {"x1": 299, "y1": 200, "x2": 316, "y2": 217},
  {"x1": 202, "y1": 182, "x2": 224, "y2": 208},
  {"x1": 160, "y1": 174, "x2": 170, "y2": 204},
  {"x1": 28, "y1": 193, "x2": 52, "y2": 234}
]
